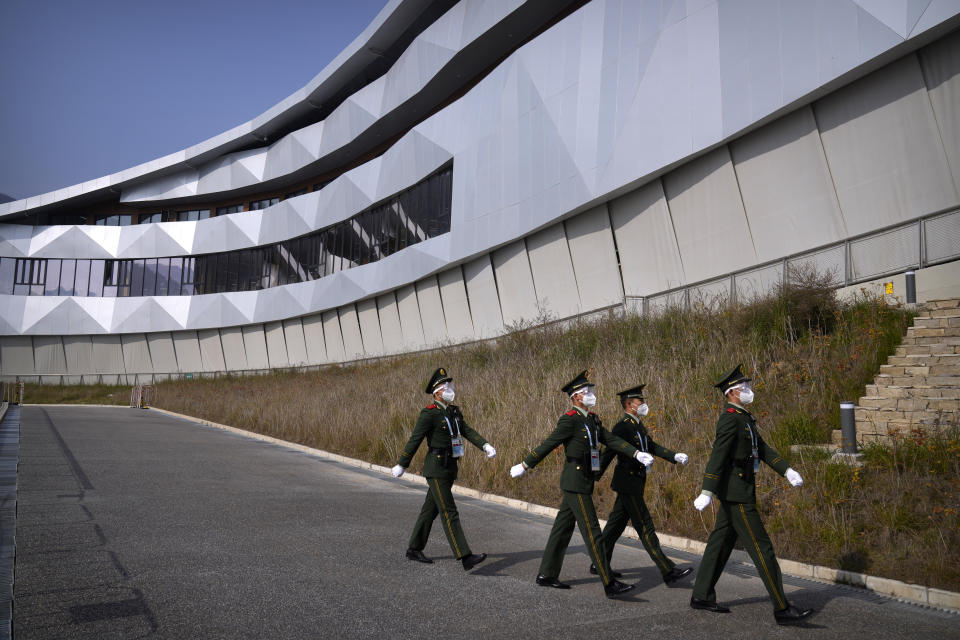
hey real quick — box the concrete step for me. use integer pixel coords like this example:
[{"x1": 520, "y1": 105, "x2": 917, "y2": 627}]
[
  {"x1": 865, "y1": 385, "x2": 960, "y2": 399},
  {"x1": 873, "y1": 373, "x2": 960, "y2": 387},
  {"x1": 855, "y1": 407, "x2": 958, "y2": 424},
  {"x1": 905, "y1": 326, "x2": 960, "y2": 339},
  {"x1": 857, "y1": 397, "x2": 960, "y2": 412},
  {"x1": 917, "y1": 308, "x2": 960, "y2": 320},
  {"x1": 894, "y1": 344, "x2": 960, "y2": 356},
  {"x1": 857, "y1": 418, "x2": 955, "y2": 435},
  {"x1": 923, "y1": 298, "x2": 960, "y2": 310},
  {"x1": 879, "y1": 363, "x2": 960, "y2": 376},
  {"x1": 885, "y1": 354, "x2": 960, "y2": 367}
]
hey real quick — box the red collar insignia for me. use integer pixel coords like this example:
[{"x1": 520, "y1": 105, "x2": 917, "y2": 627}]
[
  {"x1": 565, "y1": 409, "x2": 577, "y2": 416},
  {"x1": 726, "y1": 407, "x2": 736, "y2": 413}
]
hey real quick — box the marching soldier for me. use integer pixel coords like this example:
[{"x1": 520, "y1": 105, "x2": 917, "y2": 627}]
[
  {"x1": 509, "y1": 371, "x2": 653, "y2": 598},
  {"x1": 690, "y1": 365, "x2": 813, "y2": 625},
  {"x1": 591, "y1": 384, "x2": 693, "y2": 586},
  {"x1": 392, "y1": 367, "x2": 494, "y2": 571}
]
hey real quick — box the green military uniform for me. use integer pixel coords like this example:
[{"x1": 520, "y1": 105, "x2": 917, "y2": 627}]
[
  {"x1": 524, "y1": 401, "x2": 640, "y2": 587},
  {"x1": 692, "y1": 367, "x2": 791, "y2": 610},
  {"x1": 598, "y1": 410, "x2": 678, "y2": 577},
  {"x1": 397, "y1": 370, "x2": 490, "y2": 561}
]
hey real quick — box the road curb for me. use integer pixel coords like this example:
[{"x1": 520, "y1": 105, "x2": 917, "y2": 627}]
[{"x1": 127, "y1": 406, "x2": 958, "y2": 614}]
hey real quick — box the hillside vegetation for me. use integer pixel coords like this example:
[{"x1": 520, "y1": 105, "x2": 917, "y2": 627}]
[{"x1": 23, "y1": 275, "x2": 960, "y2": 590}]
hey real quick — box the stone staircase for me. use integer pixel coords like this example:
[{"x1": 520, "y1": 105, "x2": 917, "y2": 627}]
[{"x1": 836, "y1": 298, "x2": 960, "y2": 446}]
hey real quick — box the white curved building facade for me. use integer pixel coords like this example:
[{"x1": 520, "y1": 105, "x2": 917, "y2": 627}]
[{"x1": 2, "y1": 0, "x2": 960, "y2": 382}]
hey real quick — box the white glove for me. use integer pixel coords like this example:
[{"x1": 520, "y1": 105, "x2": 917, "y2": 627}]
[
  {"x1": 785, "y1": 467, "x2": 803, "y2": 487},
  {"x1": 635, "y1": 451, "x2": 654, "y2": 467},
  {"x1": 674, "y1": 452, "x2": 689, "y2": 465},
  {"x1": 510, "y1": 463, "x2": 526, "y2": 478},
  {"x1": 694, "y1": 493, "x2": 711, "y2": 511},
  {"x1": 483, "y1": 443, "x2": 497, "y2": 458},
  {"x1": 391, "y1": 465, "x2": 405, "y2": 478}
]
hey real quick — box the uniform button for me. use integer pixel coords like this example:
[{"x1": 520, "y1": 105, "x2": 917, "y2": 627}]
[{"x1": 576, "y1": 466, "x2": 581, "y2": 470}]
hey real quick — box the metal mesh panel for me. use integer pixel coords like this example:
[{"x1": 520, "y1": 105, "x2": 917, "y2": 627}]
[
  {"x1": 735, "y1": 264, "x2": 783, "y2": 302},
  {"x1": 849, "y1": 225, "x2": 919, "y2": 281},
  {"x1": 925, "y1": 209, "x2": 960, "y2": 264},
  {"x1": 690, "y1": 278, "x2": 730, "y2": 309},
  {"x1": 647, "y1": 291, "x2": 686, "y2": 314},
  {"x1": 787, "y1": 245, "x2": 845, "y2": 285}
]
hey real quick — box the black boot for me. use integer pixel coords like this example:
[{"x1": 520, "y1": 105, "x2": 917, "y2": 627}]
[
  {"x1": 461, "y1": 553, "x2": 487, "y2": 571},
  {"x1": 690, "y1": 596, "x2": 730, "y2": 613},
  {"x1": 663, "y1": 566, "x2": 692, "y2": 586},
  {"x1": 405, "y1": 548, "x2": 433, "y2": 564},
  {"x1": 536, "y1": 574, "x2": 571, "y2": 589},
  {"x1": 604, "y1": 579, "x2": 635, "y2": 598},
  {"x1": 589, "y1": 563, "x2": 622, "y2": 578},
  {"x1": 774, "y1": 604, "x2": 813, "y2": 625}
]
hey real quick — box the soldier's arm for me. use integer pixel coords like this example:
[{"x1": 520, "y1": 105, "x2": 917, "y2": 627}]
[
  {"x1": 758, "y1": 434, "x2": 789, "y2": 476},
  {"x1": 649, "y1": 436, "x2": 678, "y2": 463},
  {"x1": 700, "y1": 413, "x2": 738, "y2": 497},
  {"x1": 599, "y1": 425, "x2": 640, "y2": 460},
  {"x1": 598, "y1": 444, "x2": 618, "y2": 475},
  {"x1": 397, "y1": 410, "x2": 432, "y2": 468},
  {"x1": 522, "y1": 415, "x2": 574, "y2": 469}
]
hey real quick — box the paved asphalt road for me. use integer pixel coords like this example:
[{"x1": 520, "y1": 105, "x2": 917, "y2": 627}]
[{"x1": 12, "y1": 406, "x2": 960, "y2": 639}]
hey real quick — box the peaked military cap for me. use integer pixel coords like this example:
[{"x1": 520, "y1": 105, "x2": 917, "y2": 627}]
[
  {"x1": 617, "y1": 384, "x2": 646, "y2": 401},
  {"x1": 714, "y1": 364, "x2": 751, "y2": 394},
  {"x1": 560, "y1": 370, "x2": 593, "y2": 395},
  {"x1": 425, "y1": 367, "x2": 453, "y2": 394}
]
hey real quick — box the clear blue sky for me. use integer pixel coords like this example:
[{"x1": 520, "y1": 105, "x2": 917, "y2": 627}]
[{"x1": 0, "y1": 0, "x2": 389, "y2": 201}]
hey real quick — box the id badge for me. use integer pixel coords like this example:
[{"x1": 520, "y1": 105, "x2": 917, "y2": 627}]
[
  {"x1": 752, "y1": 447, "x2": 760, "y2": 473},
  {"x1": 590, "y1": 448, "x2": 601, "y2": 472},
  {"x1": 451, "y1": 436, "x2": 465, "y2": 458}
]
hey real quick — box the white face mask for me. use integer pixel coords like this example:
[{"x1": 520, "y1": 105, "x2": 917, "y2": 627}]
[
  {"x1": 738, "y1": 388, "x2": 754, "y2": 405},
  {"x1": 441, "y1": 388, "x2": 455, "y2": 403},
  {"x1": 581, "y1": 392, "x2": 597, "y2": 408},
  {"x1": 636, "y1": 403, "x2": 649, "y2": 417}
]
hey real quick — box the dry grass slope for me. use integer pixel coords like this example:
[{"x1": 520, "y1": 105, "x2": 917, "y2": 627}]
[{"x1": 23, "y1": 274, "x2": 960, "y2": 590}]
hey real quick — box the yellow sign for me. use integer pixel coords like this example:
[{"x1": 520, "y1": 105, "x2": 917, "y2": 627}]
[{"x1": 885, "y1": 282, "x2": 894, "y2": 295}]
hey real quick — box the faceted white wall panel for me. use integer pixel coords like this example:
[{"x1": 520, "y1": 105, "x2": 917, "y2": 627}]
[
  {"x1": 197, "y1": 329, "x2": 226, "y2": 372},
  {"x1": 356, "y1": 298, "x2": 384, "y2": 356},
  {"x1": 91, "y1": 336, "x2": 124, "y2": 375},
  {"x1": 816, "y1": 54, "x2": 959, "y2": 235},
  {"x1": 462, "y1": 255, "x2": 502, "y2": 339},
  {"x1": 173, "y1": 331, "x2": 204, "y2": 373},
  {"x1": 376, "y1": 292, "x2": 404, "y2": 355},
  {"x1": 1, "y1": 337, "x2": 34, "y2": 374},
  {"x1": 664, "y1": 147, "x2": 758, "y2": 284},
  {"x1": 282, "y1": 318, "x2": 308, "y2": 366},
  {"x1": 610, "y1": 180, "x2": 686, "y2": 296},
  {"x1": 491, "y1": 241, "x2": 538, "y2": 327},
  {"x1": 321, "y1": 310, "x2": 346, "y2": 362},
  {"x1": 301, "y1": 313, "x2": 327, "y2": 365},
  {"x1": 121, "y1": 334, "x2": 152, "y2": 374},
  {"x1": 264, "y1": 321, "x2": 289, "y2": 368},
  {"x1": 920, "y1": 30, "x2": 960, "y2": 193},
  {"x1": 33, "y1": 336, "x2": 66, "y2": 374},
  {"x1": 416, "y1": 276, "x2": 447, "y2": 346},
  {"x1": 437, "y1": 267, "x2": 473, "y2": 342},
  {"x1": 219, "y1": 327, "x2": 248, "y2": 371},
  {"x1": 395, "y1": 284, "x2": 426, "y2": 349},
  {"x1": 147, "y1": 333, "x2": 178, "y2": 373},
  {"x1": 565, "y1": 205, "x2": 622, "y2": 312},
  {"x1": 526, "y1": 224, "x2": 579, "y2": 319},
  {"x1": 242, "y1": 325, "x2": 270, "y2": 369},
  {"x1": 731, "y1": 107, "x2": 847, "y2": 261},
  {"x1": 63, "y1": 336, "x2": 93, "y2": 375},
  {"x1": 338, "y1": 305, "x2": 365, "y2": 360}
]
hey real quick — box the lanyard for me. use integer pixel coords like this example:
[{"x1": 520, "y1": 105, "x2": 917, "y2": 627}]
[
  {"x1": 746, "y1": 421, "x2": 757, "y2": 451},
  {"x1": 443, "y1": 415, "x2": 461, "y2": 437},
  {"x1": 585, "y1": 420, "x2": 597, "y2": 449},
  {"x1": 635, "y1": 431, "x2": 648, "y2": 453}
]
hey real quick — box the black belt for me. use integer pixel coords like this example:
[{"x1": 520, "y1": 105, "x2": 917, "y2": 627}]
[
  {"x1": 430, "y1": 447, "x2": 453, "y2": 455},
  {"x1": 566, "y1": 456, "x2": 580, "y2": 463}
]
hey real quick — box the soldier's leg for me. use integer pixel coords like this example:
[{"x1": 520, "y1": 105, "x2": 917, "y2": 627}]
[
  {"x1": 407, "y1": 487, "x2": 439, "y2": 550},
  {"x1": 625, "y1": 494, "x2": 675, "y2": 576},
  {"x1": 599, "y1": 494, "x2": 629, "y2": 565},
  {"x1": 730, "y1": 502, "x2": 788, "y2": 610},
  {"x1": 567, "y1": 491, "x2": 614, "y2": 586},
  {"x1": 427, "y1": 477, "x2": 473, "y2": 559},
  {"x1": 538, "y1": 498, "x2": 576, "y2": 578},
  {"x1": 692, "y1": 501, "x2": 738, "y2": 602}
]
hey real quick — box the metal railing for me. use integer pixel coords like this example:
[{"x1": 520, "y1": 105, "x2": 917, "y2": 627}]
[{"x1": 0, "y1": 381, "x2": 24, "y2": 404}]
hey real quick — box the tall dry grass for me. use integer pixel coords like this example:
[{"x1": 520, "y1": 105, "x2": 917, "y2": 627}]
[{"x1": 27, "y1": 274, "x2": 960, "y2": 589}]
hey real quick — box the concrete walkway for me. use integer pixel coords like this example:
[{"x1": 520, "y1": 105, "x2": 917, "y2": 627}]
[{"x1": 12, "y1": 406, "x2": 960, "y2": 639}]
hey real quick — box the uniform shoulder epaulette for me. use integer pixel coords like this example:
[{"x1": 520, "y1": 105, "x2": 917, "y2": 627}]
[
  {"x1": 726, "y1": 407, "x2": 736, "y2": 413},
  {"x1": 565, "y1": 409, "x2": 577, "y2": 416},
  {"x1": 426, "y1": 403, "x2": 438, "y2": 410}
]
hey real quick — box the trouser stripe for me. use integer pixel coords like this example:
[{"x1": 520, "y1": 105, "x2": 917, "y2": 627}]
[
  {"x1": 577, "y1": 493, "x2": 607, "y2": 584},
  {"x1": 739, "y1": 503, "x2": 785, "y2": 609},
  {"x1": 631, "y1": 496, "x2": 670, "y2": 573},
  {"x1": 433, "y1": 478, "x2": 462, "y2": 559}
]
